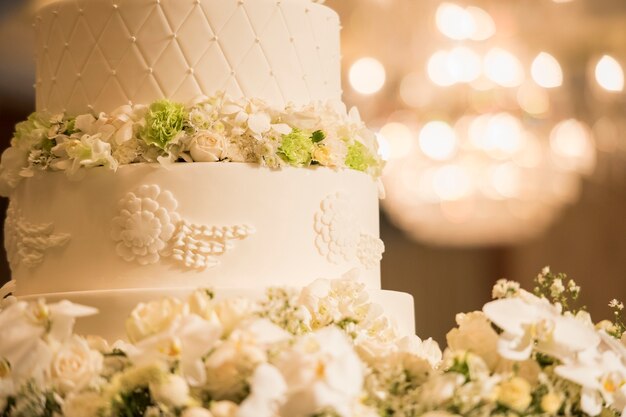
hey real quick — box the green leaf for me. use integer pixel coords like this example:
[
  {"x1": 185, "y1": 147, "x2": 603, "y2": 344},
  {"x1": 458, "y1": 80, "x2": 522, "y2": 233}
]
[{"x1": 311, "y1": 130, "x2": 326, "y2": 143}]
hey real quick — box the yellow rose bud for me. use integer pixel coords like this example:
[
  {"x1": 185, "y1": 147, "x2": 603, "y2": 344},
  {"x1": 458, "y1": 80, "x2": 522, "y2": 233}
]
[
  {"x1": 541, "y1": 392, "x2": 562, "y2": 414},
  {"x1": 313, "y1": 145, "x2": 333, "y2": 166},
  {"x1": 498, "y1": 377, "x2": 532, "y2": 413}
]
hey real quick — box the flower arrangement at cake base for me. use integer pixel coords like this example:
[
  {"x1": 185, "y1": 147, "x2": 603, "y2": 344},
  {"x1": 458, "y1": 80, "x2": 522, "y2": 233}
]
[{"x1": 0, "y1": 269, "x2": 625, "y2": 417}]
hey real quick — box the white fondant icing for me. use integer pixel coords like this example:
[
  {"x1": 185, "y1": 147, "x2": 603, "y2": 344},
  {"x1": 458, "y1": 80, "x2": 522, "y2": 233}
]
[
  {"x1": 12, "y1": 164, "x2": 380, "y2": 296},
  {"x1": 4, "y1": 199, "x2": 71, "y2": 270},
  {"x1": 314, "y1": 193, "x2": 384, "y2": 270},
  {"x1": 35, "y1": 0, "x2": 341, "y2": 114}
]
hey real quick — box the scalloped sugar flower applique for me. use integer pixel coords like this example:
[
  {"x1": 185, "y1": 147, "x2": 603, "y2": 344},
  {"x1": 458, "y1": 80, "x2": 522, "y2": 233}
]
[
  {"x1": 111, "y1": 185, "x2": 180, "y2": 265},
  {"x1": 314, "y1": 193, "x2": 384, "y2": 269},
  {"x1": 111, "y1": 185, "x2": 254, "y2": 269}
]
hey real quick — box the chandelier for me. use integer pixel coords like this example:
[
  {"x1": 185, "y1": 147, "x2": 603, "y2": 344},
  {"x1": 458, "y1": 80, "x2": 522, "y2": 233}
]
[{"x1": 339, "y1": 0, "x2": 624, "y2": 246}]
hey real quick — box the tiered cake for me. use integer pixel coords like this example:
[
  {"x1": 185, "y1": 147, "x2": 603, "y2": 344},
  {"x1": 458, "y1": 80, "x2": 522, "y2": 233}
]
[{"x1": 1, "y1": 0, "x2": 414, "y2": 340}]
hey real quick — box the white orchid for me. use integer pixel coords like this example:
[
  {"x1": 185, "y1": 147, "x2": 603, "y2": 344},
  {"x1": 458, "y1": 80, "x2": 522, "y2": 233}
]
[
  {"x1": 483, "y1": 290, "x2": 600, "y2": 362},
  {"x1": 0, "y1": 298, "x2": 97, "y2": 387},
  {"x1": 275, "y1": 327, "x2": 364, "y2": 417},
  {"x1": 127, "y1": 314, "x2": 222, "y2": 386},
  {"x1": 556, "y1": 349, "x2": 626, "y2": 416},
  {"x1": 238, "y1": 364, "x2": 287, "y2": 417}
]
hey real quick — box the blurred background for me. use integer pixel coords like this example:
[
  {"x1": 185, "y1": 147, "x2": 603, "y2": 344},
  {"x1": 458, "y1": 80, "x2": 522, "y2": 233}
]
[{"x1": 0, "y1": 0, "x2": 625, "y2": 343}]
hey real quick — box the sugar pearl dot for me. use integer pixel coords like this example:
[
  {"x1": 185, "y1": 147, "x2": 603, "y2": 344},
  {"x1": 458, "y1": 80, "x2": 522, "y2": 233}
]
[
  {"x1": 113, "y1": 4, "x2": 119, "y2": 9},
  {"x1": 131, "y1": 36, "x2": 137, "y2": 43}
]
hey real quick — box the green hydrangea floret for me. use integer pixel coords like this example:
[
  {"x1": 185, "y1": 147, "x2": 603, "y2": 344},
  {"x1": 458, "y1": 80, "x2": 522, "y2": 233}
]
[
  {"x1": 278, "y1": 129, "x2": 315, "y2": 166},
  {"x1": 345, "y1": 141, "x2": 377, "y2": 173},
  {"x1": 142, "y1": 99, "x2": 187, "y2": 149},
  {"x1": 12, "y1": 113, "x2": 51, "y2": 148}
]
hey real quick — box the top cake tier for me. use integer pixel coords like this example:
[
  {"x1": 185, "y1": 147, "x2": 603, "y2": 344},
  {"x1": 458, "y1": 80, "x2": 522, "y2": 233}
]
[{"x1": 34, "y1": 0, "x2": 341, "y2": 115}]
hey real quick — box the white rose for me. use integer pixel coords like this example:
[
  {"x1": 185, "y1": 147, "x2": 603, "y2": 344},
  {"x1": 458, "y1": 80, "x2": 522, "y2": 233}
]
[
  {"x1": 182, "y1": 407, "x2": 214, "y2": 417},
  {"x1": 51, "y1": 336, "x2": 103, "y2": 394},
  {"x1": 188, "y1": 289, "x2": 219, "y2": 322},
  {"x1": 149, "y1": 374, "x2": 190, "y2": 408},
  {"x1": 397, "y1": 335, "x2": 442, "y2": 368},
  {"x1": 214, "y1": 297, "x2": 254, "y2": 335},
  {"x1": 126, "y1": 297, "x2": 185, "y2": 343},
  {"x1": 210, "y1": 401, "x2": 239, "y2": 417},
  {"x1": 190, "y1": 131, "x2": 227, "y2": 162},
  {"x1": 446, "y1": 312, "x2": 500, "y2": 370},
  {"x1": 62, "y1": 391, "x2": 105, "y2": 417}
]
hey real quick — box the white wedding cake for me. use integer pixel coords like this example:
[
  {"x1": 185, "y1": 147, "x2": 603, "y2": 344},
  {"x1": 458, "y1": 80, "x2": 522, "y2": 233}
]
[{"x1": 0, "y1": 0, "x2": 415, "y2": 340}]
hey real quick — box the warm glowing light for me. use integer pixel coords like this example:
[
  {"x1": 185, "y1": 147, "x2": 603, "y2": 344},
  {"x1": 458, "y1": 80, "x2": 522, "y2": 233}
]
[
  {"x1": 349, "y1": 57, "x2": 386, "y2": 95},
  {"x1": 379, "y1": 123, "x2": 414, "y2": 160},
  {"x1": 469, "y1": 113, "x2": 523, "y2": 157},
  {"x1": 446, "y1": 46, "x2": 481, "y2": 83},
  {"x1": 427, "y1": 50, "x2": 456, "y2": 86},
  {"x1": 400, "y1": 72, "x2": 430, "y2": 108},
  {"x1": 595, "y1": 55, "x2": 624, "y2": 92},
  {"x1": 483, "y1": 48, "x2": 524, "y2": 87},
  {"x1": 435, "y1": 3, "x2": 475, "y2": 40},
  {"x1": 467, "y1": 6, "x2": 496, "y2": 41},
  {"x1": 517, "y1": 82, "x2": 550, "y2": 115},
  {"x1": 491, "y1": 163, "x2": 521, "y2": 198},
  {"x1": 531, "y1": 52, "x2": 563, "y2": 88},
  {"x1": 419, "y1": 121, "x2": 457, "y2": 161},
  {"x1": 485, "y1": 113, "x2": 524, "y2": 156},
  {"x1": 550, "y1": 119, "x2": 595, "y2": 174},
  {"x1": 433, "y1": 164, "x2": 472, "y2": 201}
]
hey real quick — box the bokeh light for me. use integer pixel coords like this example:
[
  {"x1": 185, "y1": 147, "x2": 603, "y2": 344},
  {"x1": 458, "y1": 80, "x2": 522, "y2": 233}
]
[
  {"x1": 418, "y1": 121, "x2": 457, "y2": 160},
  {"x1": 467, "y1": 6, "x2": 496, "y2": 41},
  {"x1": 446, "y1": 46, "x2": 482, "y2": 83},
  {"x1": 483, "y1": 48, "x2": 524, "y2": 87},
  {"x1": 595, "y1": 55, "x2": 625, "y2": 92},
  {"x1": 531, "y1": 52, "x2": 563, "y2": 88},
  {"x1": 550, "y1": 119, "x2": 596, "y2": 174},
  {"x1": 349, "y1": 57, "x2": 386, "y2": 95},
  {"x1": 435, "y1": 3, "x2": 475, "y2": 40},
  {"x1": 379, "y1": 122, "x2": 415, "y2": 160},
  {"x1": 427, "y1": 50, "x2": 456, "y2": 86}
]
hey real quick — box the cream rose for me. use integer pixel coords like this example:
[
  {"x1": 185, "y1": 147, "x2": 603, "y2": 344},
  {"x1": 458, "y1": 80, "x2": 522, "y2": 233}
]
[
  {"x1": 188, "y1": 289, "x2": 219, "y2": 322},
  {"x1": 210, "y1": 401, "x2": 239, "y2": 417},
  {"x1": 497, "y1": 377, "x2": 532, "y2": 412},
  {"x1": 182, "y1": 407, "x2": 214, "y2": 417},
  {"x1": 446, "y1": 312, "x2": 500, "y2": 370},
  {"x1": 62, "y1": 391, "x2": 106, "y2": 417},
  {"x1": 214, "y1": 297, "x2": 255, "y2": 335},
  {"x1": 149, "y1": 374, "x2": 190, "y2": 408},
  {"x1": 126, "y1": 297, "x2": 185, "y2": 343},
  {"x1": 189, "y1": 131, "x2": 227, "y2": 162},
  {"x1": 51, "y1": 336, "x2": 103, "y2": 394}
]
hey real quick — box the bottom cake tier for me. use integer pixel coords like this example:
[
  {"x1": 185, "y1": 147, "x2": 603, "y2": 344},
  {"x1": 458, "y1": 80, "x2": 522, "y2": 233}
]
[{"x1": 20, "y1": 286, "x2": 415, "y2": 341}]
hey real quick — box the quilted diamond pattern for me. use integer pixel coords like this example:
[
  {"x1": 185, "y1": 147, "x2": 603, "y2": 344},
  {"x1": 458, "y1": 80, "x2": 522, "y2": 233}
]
[{"x1": 34, "y1": 0, "x2": 342, "y2": 115}]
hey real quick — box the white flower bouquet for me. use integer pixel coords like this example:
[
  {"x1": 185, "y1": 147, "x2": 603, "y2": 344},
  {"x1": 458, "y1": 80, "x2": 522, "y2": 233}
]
[{"x1": 0, "y1": 268, "x2": 624, "y2": 417}]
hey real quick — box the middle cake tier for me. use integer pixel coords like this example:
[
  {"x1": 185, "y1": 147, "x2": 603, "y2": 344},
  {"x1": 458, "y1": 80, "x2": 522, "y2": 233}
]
[{"x1": 10, "y1": 163, "x2": 383, "y2": 296}]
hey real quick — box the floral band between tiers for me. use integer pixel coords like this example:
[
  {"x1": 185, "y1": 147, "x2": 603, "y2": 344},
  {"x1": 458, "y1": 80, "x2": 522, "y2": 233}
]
[{"x1": 0, "y1": 94, "x2": 383, "y2": 196}]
